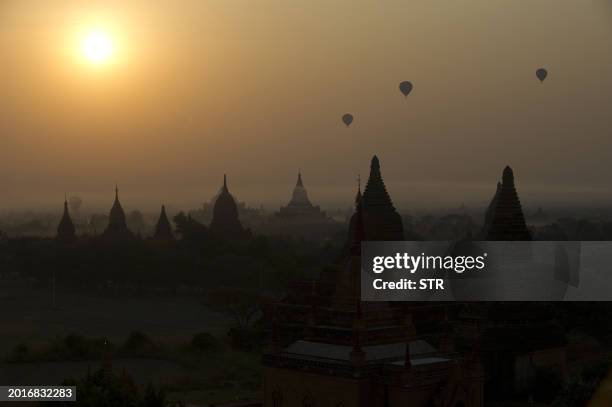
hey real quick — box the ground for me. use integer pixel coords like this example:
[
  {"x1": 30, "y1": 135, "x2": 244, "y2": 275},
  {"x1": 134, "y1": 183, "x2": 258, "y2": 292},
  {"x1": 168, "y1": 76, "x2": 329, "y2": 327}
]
[{"x1": 0, "y1": 278, "x2": 261, "y2": 406}]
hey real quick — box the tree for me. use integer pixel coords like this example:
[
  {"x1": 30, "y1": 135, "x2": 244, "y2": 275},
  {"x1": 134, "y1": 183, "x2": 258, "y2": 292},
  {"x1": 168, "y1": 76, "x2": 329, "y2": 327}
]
[{"x1": 203, "y1": 287, "x2": 262, "y2": 328}]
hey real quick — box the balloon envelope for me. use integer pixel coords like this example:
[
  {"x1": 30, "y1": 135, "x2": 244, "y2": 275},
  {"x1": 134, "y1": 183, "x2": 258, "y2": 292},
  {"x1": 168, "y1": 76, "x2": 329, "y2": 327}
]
[
  {"x1": 342, "y1": 113, "x2": 353, "y2": 127},
  {"x1": 536, "y1": 68, "x2": 548, "y2": 82},
  {"x1": 399, "y1": 81, "x2": 413, "y2": 97}
]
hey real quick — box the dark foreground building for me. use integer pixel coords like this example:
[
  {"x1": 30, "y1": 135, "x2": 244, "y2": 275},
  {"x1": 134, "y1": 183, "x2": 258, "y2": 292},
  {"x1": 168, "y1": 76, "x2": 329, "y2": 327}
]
[
  {"x1": 457, "y1": 166, "x2": 567, "y2": 398},
  {"x1": 262, "y1": 156, "x2": 484, "y2": 407}
]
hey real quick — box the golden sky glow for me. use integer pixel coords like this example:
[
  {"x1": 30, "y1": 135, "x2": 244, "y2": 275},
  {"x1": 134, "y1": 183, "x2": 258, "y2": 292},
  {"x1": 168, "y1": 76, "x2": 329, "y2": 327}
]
[
  {"x1": 81, "y1": 29, "x2": 114, "y2": 64},
  {"x1": 0, "y1": 0, "x2": 611, "y2": 209}
]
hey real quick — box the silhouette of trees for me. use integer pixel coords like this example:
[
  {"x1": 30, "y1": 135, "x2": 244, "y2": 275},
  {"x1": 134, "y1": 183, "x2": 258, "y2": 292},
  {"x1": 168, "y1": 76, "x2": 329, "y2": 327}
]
[
  {"x1": 173, "y1": 212, "x2": 208, "y2": 243},
  {"x1": 203, "y1": 287, "x2": 262, "y2": 328},
  {"x1": 47, "y1": 367, "x2": 175, "y2": 407}
]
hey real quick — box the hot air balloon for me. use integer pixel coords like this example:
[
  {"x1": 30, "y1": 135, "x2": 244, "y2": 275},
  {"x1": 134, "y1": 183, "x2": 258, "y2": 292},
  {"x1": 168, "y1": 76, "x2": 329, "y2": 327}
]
[
  {"x1": 342, "y1": 113, "x2": 353, "y2": 127},
  {"x1": 399, "y1": 81, "x2": 413, "y2": 97},
  {"x1": 536, "y1": 68, "x2": 548, "y2": 83}
]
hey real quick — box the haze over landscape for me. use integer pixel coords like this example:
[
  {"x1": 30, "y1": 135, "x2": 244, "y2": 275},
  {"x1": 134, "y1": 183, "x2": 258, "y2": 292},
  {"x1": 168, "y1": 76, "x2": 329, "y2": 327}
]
[{"x1": 2, "y1": 0, "x2": 612, "y2": 210}]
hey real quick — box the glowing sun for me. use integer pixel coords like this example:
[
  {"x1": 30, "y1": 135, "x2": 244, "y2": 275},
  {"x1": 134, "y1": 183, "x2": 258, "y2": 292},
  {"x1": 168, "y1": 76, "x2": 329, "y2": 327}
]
[{"x1": 81, "y1": 30, "x2": 114, "y2": 64}]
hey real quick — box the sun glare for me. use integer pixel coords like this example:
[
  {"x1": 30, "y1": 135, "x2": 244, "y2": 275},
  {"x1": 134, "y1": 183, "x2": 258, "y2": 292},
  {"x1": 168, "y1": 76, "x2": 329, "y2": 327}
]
[{"x1": 82, "y1": 30, "x2": 114, "y2": 64}]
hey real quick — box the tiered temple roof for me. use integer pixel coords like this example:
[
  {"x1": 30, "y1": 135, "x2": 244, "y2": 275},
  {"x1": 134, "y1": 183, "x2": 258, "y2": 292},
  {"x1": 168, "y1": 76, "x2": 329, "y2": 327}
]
[
  {"x1": 276, "y1": 172, "x2": 328, "y2": 216},
  {"x1": 348, "y1": 155, "x2": 404, "y2": 243},
  {"x1": 457, "y1": 166, "x2": 566, "y2": 398},
  {"x1": 483, "y1": 166, "x2": 531, "y2": 240},
  {"x1": 287, "y1": 172, "x2": 312, "y2": 208},
  {"x1": 209, "y1": 175, "x2": 251, "y2": 240},
  {"x1": 262, "y1": 157, "x2": 482, "y2": 407},
  {"x1": 56, "y1": 196, "x2": 76, "y2": 243},
  {"x1": 270, "y1": 157, "x2": 435, "y2": 349}
]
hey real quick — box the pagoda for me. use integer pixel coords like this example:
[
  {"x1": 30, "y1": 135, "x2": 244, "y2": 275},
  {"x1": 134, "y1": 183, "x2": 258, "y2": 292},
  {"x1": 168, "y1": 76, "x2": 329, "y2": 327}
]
[
  {"x1": 276, "y1": 172, "x2": 328, "y2": 219},
  {"x1": 153, "y1": 205, "x2": 174, "y2": 241},
  {"x1": 482, "y1": 166, "x2": 531, "y2": 240},
  {"x1": 101, "y1": 187, "x2": 135, "y2": 241},
  {"x1": 56, "y1": 196, "x2": 76, "y2": 243},
  {"x1": 352, "y1": 155, "x2": 404, "y2": 242},
  {"x1": 209, "y1": 175, "x2": 251, "y2": 240},
  {"x1": 457, "y1": 166, "x2": 567, "y2": 398},
  {"x1": 262, "y1": 156, "x2": 483, "y2": 407},
  {"x1": 267, "y1": 172, "x2": 337, "y2": 239}
]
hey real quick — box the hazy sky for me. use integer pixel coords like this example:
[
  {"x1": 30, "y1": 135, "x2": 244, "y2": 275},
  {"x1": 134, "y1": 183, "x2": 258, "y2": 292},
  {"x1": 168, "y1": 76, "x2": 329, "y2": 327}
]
[{"x1": 1, "y1": 0, "x2": 611, "y2": 211}]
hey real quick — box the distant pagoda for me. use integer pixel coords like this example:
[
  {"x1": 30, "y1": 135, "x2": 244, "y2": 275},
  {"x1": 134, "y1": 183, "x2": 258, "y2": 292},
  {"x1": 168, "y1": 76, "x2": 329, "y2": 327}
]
[
  {"x1": 153, "y1": 205, "x2": 174, "y2": 241},
  {"x1": 275, "y1": 172, "x2": 330, "y2": 221},
  {"x1": 482, "y1": 166, "x2": 531, "y2": 240},
  {"x1": 289, "y1": 172, "x2": 311, "y2": 206},
  {"x1": 56, "y1": 196, "x2": 76, "y2": 243},
  {"x1": 209, "y1": 175, "x2": 251, "y2": 240},
  {"x1": 102, "y1": 187, "x2": 135, "y2": 241}
]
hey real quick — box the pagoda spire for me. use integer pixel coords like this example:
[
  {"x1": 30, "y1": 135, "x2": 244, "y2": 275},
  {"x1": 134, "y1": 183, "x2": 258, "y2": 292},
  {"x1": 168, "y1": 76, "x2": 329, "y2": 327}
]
[
  {"x1": 296, "y1": 171, "x2": 303, "y2": 188},
  {"x1": 57, "y1": 194, "x2": 76, "y2": 243},
  {"x1": 503, "y1": 165, "x2": 514, "y2": 187},
  {"x1": 355, "y1": 174, "x2": 362, "y2": 206},
  {"x1": 287, "y1": 170, "x2": 312, "y2": 207},
  {"x1": 210, "y1": 174, "x2": 251, "y2": 240},
  {"x1": 153, "y1": 204, "x2": 174, "y2": 241},
  {"x1": 102, "y1": 185, "x2": 134, "y2": 241},
  {"x1": 362, "y1": 155, "x2": 393, "y2": 208},
  {"x1": 484, "y1": 166, "x2": 531, "y2": 241},
  {"x1": 359, "y1": 155, "x2": 404, "y2": 241},
  {"x1": 350, "y1": 180, "x2": 365, "y2": 257}
]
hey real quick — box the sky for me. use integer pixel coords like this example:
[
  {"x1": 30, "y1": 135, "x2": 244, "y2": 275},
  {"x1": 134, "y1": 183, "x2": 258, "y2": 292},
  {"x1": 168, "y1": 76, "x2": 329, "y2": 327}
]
[{"x1": 1, "y1": 0, "x2": 611, "y2": 211}]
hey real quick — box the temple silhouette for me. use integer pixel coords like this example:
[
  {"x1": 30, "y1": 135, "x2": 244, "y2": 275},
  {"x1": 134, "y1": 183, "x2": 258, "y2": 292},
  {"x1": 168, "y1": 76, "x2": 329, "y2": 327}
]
[
  {"x1": 101, "y1": 187, "x2": 135, "y2": 241},
  {"x1": 482, "y1": 166, "x2": 531, "y2": 240},
  {"x1": 153, "y1": 205, "x2": 174, "y2": 242},
  {"x1": 457, "y1": 166, "x2": 566, "y2": 399},
  {"x1": 262, "y1": 156, "x2": 483, "y2": 407},
  {"x1": 264, "y1": 172, "x2": 338, "y2": 240},
  {"x1": 50, "y1": 159, "x2": 569, "y2": 405},
  {"x1": 209, "y1": 175, "x2": 251, "y2": 240},
  {"x1": 56, "y1": 195, "x2": 76, "y2": 243},
  {"x1": 276, "y1": 172, "x2": 330, "y2": 220}
]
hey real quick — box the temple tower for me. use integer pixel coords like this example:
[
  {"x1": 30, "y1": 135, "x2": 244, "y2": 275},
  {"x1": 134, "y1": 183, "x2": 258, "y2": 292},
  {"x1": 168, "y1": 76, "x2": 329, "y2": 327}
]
[
  {"x1": 102, "y1": 186, "x2": 134, "y2": 241},
  {"x1": 209, "y1": 175, "x2": 250, "y2": 240},
  {"x1": 287, "y1": 172, "x2": 312, "y2": 208},
  {"x1": 483, "y1": 166, "x2": 531, "y2": 240},
  {"x1": 348, "y1": 155, "x2": 404, "y2": 242},
  {"x1": 153, "y1": 205, "x2": 174, "y2": 241},
  {"x1": 262, "y1": 160, "x2": 483, "y2": 407},
  {"x1": 56, "y1": 196, "x2": 76, "y2": 243}
]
